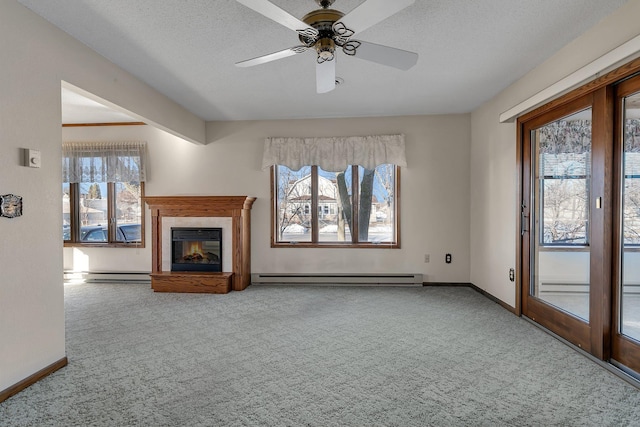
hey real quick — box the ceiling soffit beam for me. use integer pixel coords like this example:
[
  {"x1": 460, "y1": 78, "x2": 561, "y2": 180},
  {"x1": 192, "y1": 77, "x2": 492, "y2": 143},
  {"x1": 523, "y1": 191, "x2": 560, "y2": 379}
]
[
  {"x1": 499, "y1": 33, "x2": 640, "y2": 123},
  {"x1": 61, "y1": 81, "x2": 206, "y2": 145}
]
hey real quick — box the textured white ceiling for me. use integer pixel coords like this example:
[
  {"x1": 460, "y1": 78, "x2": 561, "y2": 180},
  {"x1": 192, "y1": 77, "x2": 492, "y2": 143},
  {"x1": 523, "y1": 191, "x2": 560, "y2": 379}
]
[{"x1": 19, "y1": 0, "x2": 629, "y2": 122}]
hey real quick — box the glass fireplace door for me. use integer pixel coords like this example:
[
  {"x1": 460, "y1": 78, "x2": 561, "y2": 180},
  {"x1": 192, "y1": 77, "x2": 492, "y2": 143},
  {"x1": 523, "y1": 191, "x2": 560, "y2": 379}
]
[{"x1": 171, "y1": 228, "x2": 222, "y2": 272}]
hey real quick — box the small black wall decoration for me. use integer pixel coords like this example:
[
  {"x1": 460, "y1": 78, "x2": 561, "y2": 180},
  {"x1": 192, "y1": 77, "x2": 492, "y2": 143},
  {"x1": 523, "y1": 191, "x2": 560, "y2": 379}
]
[{"x1": 0, "y1": 194, "x2": 23, "y2": 218}]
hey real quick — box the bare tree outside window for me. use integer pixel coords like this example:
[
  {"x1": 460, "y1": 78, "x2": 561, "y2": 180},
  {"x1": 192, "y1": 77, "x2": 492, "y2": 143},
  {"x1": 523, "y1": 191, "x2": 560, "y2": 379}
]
[
  {"x1": 624, "y1": 119, "x2": 640, "y2": 244},
  {"x1": 274, "y1": 164, "x2": 398, "y2": 246},
  {"x1": 537, "y1": 116, "x2": 591, "y2": 245},
  {"x1": 535, "y1": 117, "x2": 640, "y2": 245},
  {"x1": 276, "y1": 166, "x2": 313, "y2": 242}
]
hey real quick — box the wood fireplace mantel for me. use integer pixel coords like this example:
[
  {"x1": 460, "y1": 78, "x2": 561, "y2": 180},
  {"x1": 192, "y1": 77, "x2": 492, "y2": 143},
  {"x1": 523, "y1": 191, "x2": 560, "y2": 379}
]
[{"x1": 144, "y1": 196, "x2": 256, "y2": 293}]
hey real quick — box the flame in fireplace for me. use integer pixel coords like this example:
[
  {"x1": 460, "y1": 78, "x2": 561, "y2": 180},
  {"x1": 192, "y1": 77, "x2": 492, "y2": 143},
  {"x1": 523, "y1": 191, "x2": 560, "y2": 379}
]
[
  {"x1": 181, "y1": 241, "x2": 207, "y2": 262},
  {"x1": 188, "y1": 242, "x2": 203, "y2": 255}
]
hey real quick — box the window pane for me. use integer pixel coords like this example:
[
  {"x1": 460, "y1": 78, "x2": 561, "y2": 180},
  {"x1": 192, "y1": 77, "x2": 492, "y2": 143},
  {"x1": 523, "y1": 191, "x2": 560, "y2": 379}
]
[
  {"x1": 542, "y1": 178, "x2": 588, "y2": 244},
  {"x1": 621, "y1": 91, "x2": 640, "y2": 341},
  {"x1": 538, "y1": 114, "x2": 591, "y2": 245},
  {"x1": 63, "y1": 183, "x2": 70, "y2": 240},
  {"x1": 359, "y1": 164, "x2": 395, "y2": 243},
  {"x1": 79, "y1": 182, "x2": 108, "y2": 242},
  {"x1": 115, "y1": 182, "x2": 142, "y2": 243},
  {"x1": 275, "y1": 166, "x2": 312, "y2": 242},
  {"x1": 624, "y1": 177, "x2": 640, "y2": 244},
  {"x1": 532, "y1": 108, "x2": 591, "y2": 322},
  {"x1": 318, "y1": 167, "x2": 352, "y2": 242}
]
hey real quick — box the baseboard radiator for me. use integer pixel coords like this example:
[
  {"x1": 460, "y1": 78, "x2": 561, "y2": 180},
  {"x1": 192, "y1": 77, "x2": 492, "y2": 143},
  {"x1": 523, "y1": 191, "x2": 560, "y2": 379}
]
[
  {"x1": 251, "y1": 273, "x2": 423, "y2": 286},
  {"x1": 64, "y1": 271, "x2": 151, "y2": 284}
]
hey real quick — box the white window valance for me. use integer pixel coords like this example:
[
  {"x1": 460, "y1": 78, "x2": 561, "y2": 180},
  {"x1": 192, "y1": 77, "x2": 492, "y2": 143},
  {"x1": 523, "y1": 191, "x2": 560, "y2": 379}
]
[
  {"x1": 62, "y1": 141, "x2": 147, "y2": 183},
  {"x1": 262, "y1": 134, "x2": 407, "y2": 172}
]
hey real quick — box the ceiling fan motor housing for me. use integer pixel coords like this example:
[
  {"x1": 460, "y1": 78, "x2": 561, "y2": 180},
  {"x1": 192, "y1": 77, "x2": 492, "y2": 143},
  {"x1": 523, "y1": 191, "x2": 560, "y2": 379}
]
[{"x1": 300, "y1": 8, "x2": 346, "y2": 62}]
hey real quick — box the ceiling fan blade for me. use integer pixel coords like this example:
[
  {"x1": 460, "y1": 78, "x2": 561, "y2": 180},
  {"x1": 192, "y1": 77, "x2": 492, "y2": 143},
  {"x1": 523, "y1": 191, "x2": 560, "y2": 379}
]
[
  {"x1": 337, "y1": 0, "x2": 414, "y2": 35},
  {"x1": 351, "y1": 40, "x2": 418, "y2": 70},
  {"x1": 316, "y1": 59, "x2": 336, "y2": 94},
  {"x1": 236, "y1": 46, "x2": 309, "y2": 67},
  {"x1": 235, "y1": 0, "x2": 318, "y2": 36}
]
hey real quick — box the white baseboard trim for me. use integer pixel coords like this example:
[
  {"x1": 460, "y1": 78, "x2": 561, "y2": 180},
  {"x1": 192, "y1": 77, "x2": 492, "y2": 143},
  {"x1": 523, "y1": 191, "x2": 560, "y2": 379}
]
[
  {"x1": 64, "y1": 271, "x2": 151, "y2": 284},
  {"x1": 251, "y1": 273, "x2": 423, "y2": 286}
]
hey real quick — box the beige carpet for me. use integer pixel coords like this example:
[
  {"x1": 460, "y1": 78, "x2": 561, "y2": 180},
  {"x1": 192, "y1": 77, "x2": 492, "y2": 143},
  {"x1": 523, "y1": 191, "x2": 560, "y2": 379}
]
[{"x1": 1, "y1": 283, "x2": 640, "y2": 426}]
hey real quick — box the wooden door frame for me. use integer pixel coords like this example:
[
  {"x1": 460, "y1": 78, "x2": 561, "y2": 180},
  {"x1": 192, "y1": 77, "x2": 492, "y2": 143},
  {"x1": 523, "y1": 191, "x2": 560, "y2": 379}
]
[{"x1": 589, "y1": 86, "x2": 614, "y2": 361}]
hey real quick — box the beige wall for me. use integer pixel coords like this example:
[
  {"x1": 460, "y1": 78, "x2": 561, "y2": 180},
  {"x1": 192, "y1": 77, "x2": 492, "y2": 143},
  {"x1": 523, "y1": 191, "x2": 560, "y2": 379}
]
[
  {"x1": 0, "y1": 1, "x2": 202, "y2": 392},
  {"x1": 469, "y1": 0, "x2": 640, "y2": 306},
  {"x1": 63, "y1": 113, "x2": 472, "y2": 282}
]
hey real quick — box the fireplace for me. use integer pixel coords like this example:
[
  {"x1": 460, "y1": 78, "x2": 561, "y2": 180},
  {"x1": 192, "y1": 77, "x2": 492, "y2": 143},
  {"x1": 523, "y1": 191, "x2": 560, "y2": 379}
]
[
  {"x1": 171, "y1": 228, "x2": 222, "y2": 272},
  {"x1": 145, "y1": 196, "x2": 255, "y2": 293}
]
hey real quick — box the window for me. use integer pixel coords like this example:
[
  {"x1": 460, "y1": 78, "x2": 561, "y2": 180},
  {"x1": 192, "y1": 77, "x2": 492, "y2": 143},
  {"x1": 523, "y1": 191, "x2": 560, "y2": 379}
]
[
  {"x1": 623, "y1": 115, "x2": 640, "y2": 246},
  {"x1": 534, "y1": 110, "x2": 591, "y2": 246},
  {"x1": 263, "y1": 134, "x2": 406, "y2": 248},
  {"x1": 273, "y1": 164, "x2": 399, "y2": 247},
  {"x1": 62, "y1": 142, "x2": 146, "y2": 247}
]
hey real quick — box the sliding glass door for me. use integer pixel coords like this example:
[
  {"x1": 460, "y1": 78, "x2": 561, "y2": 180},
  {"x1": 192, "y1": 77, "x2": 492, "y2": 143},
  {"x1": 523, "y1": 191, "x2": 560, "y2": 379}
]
[
  {"x1": 520, "y1": 69, "x2": 640, "y2": 376},
  {"x1": 612, "y1": 76, "x2": 640, "y2": 373},
  {"x1": 522, "y1": 94, "x2": 596, "y2": 351}
]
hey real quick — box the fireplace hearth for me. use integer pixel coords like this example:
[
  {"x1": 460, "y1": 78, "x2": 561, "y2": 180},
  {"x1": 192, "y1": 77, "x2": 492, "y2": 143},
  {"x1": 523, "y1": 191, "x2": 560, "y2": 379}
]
[{"x1": 171, "y1": 227, "x2": 222, "y2": 272}]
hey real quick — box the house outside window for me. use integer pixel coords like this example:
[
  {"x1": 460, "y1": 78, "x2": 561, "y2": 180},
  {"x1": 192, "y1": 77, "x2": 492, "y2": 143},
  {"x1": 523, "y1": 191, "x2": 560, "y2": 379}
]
[
  {"x1": 263, "y1": 134, "x2": 406, "y2": 248},
  {"x1": 273, "y1": 164, "x2": 399, "y2": 247},
  {"x1": 62, "y1": 141, "x2": 146, "y2": 246}
]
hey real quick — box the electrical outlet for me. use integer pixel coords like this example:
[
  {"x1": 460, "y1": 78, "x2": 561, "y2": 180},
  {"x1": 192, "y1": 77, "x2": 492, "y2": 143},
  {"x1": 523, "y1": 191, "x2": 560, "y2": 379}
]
[
  {"x1": 445, "y1": 253, "x2": 452, "y2": 264},
  {"x1": 509, "y1": 268, "x2": 515, "y2": 282},
  {"x1": 424, "y1": 254, "x2": 430, "y2": 263}
]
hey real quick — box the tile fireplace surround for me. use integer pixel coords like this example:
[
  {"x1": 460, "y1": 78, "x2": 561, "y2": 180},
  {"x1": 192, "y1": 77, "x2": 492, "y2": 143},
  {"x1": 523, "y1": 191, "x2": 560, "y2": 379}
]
[{"x1": 144, "y1": 196, "x2": 256, "y2": 293}]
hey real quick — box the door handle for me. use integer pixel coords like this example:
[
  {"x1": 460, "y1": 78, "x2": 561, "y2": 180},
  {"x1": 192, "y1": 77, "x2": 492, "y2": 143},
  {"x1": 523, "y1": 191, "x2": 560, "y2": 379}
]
[{"x1": 521, "y1": 213, "x2": 529, "y2": 235}]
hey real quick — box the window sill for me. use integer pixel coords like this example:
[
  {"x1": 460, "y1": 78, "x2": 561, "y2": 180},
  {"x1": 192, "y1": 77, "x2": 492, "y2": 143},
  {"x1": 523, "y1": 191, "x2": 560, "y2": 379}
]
[
  {"x1": 538, "y1": 245, "x2": 589, "y2": 252},
  {"x1": 271, "y1": 242, "x2": 400, "y2": 249}
]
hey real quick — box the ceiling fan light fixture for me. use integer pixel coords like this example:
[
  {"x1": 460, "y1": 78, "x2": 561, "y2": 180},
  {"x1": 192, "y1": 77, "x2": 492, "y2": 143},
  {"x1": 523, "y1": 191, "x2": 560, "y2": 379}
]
[{"x1": 316, "y1": 38, "x2": 335, "y2": 62}]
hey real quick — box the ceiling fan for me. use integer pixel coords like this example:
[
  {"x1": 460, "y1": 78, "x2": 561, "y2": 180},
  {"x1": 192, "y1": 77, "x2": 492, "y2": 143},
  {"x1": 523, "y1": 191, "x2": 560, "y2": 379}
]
[{"x1": 235, "y1": 0, "x2": 418, "y2": 93}]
